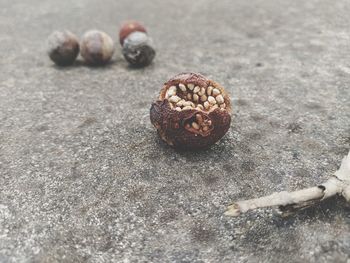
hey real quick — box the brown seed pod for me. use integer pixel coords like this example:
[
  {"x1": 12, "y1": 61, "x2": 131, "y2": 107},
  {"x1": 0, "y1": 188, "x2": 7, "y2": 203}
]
[
  {"x1": 150, "y1": 73, "x2": 232, "y2": 150},
  {"x1": 47, "y1": 30, "x2": 79, "y2": 66},
  {"x1": 119, "y1": 20, "x2": 147, "y2": 45},
  {"x1": 80, "y1": 30, "x2": 115, "y2": 65}
]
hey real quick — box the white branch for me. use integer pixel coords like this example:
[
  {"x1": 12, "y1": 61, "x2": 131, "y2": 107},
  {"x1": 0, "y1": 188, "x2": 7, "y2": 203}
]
[{"x1": 225, "y1": 150, "x2": 350, "y2": 217}]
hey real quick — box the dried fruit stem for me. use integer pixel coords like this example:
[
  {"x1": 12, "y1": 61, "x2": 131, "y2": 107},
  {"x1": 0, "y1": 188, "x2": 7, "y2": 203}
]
[{"x1": 225, "y1": 150, "x2": 350, "y2": 217}]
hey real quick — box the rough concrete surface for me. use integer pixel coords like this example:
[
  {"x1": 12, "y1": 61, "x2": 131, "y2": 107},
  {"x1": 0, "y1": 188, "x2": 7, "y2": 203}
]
[{"x1": 0, "y1": 0, "x2": 349, "y2": 262}]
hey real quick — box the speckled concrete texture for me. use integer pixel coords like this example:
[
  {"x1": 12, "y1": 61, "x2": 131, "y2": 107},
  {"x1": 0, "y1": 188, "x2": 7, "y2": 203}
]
[{"x1": 0, "y1": 0, "x2": 349, "y2": 262}]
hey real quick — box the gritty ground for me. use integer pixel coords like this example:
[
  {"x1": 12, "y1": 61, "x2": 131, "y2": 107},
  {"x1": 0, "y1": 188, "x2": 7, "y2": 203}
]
[{"x1": 0, "y1": 0, "x2": 350, "y2": 262}]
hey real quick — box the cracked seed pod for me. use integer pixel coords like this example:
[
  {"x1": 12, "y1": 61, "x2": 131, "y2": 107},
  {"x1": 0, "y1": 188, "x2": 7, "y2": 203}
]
[{"x1": 150, "y1": 73, "x2": 232, "y2": 150}]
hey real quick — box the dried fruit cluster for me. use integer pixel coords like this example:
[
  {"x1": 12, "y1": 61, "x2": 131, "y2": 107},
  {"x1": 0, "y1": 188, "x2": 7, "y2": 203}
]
[
  {"x1": 47, "y1": 21, "x2": 154, "y2": 68},
  {"x1": 150, "y1": 73, "x2": 232, "y2": 150}
]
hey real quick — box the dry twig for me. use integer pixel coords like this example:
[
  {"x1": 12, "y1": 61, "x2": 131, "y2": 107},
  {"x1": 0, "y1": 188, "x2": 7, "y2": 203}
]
[{"x1": 225, "y1": 151, "x2": 350, "y2": 217}]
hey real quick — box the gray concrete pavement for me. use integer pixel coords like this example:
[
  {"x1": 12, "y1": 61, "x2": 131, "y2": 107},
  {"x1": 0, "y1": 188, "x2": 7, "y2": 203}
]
[{"x1": 0, "y1": 0, "x2": 349, "y2": 262}]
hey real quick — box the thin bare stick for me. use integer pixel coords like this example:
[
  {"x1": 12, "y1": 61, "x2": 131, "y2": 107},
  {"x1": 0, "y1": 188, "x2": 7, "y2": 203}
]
[{"x1": 225, "y1": 150, "x2": 350, "y2": 217}]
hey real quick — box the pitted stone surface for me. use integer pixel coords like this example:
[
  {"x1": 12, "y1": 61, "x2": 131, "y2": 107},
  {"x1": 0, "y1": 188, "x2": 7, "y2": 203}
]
[{"x1": 0, "y1": 0, "x2": 349, "y2": 262}]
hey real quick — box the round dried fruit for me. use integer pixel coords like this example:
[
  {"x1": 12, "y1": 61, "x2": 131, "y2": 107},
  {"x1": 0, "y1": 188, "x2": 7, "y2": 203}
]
[
  {"x1": 47, "y1": 30, "x2": 79, "y2": 66},
  {"x1": 80, "y1": 30, "x2": 115, "y2": 65},
  {"x1": 150, "y1": 73, "x2": 232, "y2": 150},
  {"x1": 119, "y1": 20, "x2": 147, "y2": 45},
  {"x1": 122, "y1": 31, "x2": 155, "y2": 67}
]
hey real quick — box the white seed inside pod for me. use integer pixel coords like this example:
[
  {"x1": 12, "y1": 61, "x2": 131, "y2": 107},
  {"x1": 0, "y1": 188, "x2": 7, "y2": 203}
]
[
  {"x1": 193, "y1": 86, "x2": 200, "y2": 93},
  {"x1": 179, "y1": 83, "x2": 187, "y2": 92},
  {"x1": 169, "y1": 95, "x2": 181, "y2": 103},
  {"x1": 166, "y1": 88, "x2": 176, "y2": 98},
  {"x1": 200, "y1": 94, "x2": 207, "y2": 102},
  {"x1": 195, "y1": 114, "x2": 203, "y2": 123},
  {"x1": 168, "y1": 86, "x2": 177, "y2": 94},
  {"x1": 212, "y1": 88, "x2": 221, "y2": 96},
  {"x1": 193, "y1": 94, "x2": 199, "y2": 102},
  {"x1": 176, "y1": 99, "x2": 185, "y2": 106},
  {"x1": 220, "y1": 103, "x2": 226, "y2": 109},
  {"x1": 169, "y1": 85, "x2": 177, "y2": 91},
  {"x1": 207, "y1": 86, "x2": 214, "y2": 96},
  {"x1": 198, "y1": 87, "x2": 206, "y2": 96},
  {"x1": 187, "y1": 83, "x2": 194, "y2": 90},
  {"x1": 187, "y1": 93, "x2": 192, "y2": 100},
  {"x1": 204, "y1": 101, "x2": 210, "y2": 110},
  {"x1": 196, "y1": 104, "x2": 204, "y2": 110},
  {"x1": 208, "y1": 96, "x2": 216, "y2": 105},
  {"x1": 192, "y1": 122, "x2": 200, "y2": 130},
  {"x1": 216, "y1": 94, "x2": 224, "y2": 104},
  {"x1": 175, "y1": 107, "x2": 181, "y2": 111},
  {"x1": 203, "y1": 126, "x2": 209, "y2": 131},
  {"x1": 183, "y1": 101, "x2": 192, "y2": 107},
  {"x1": 182, "y1": 106, "x2": 193, "y2": 111},
  {"x1": 211, "y1": 104, "x2": 219, "y2": 110}
]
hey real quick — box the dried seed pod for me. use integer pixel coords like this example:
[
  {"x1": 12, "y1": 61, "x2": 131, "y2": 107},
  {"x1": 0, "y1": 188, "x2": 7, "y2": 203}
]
[
  {"x1": 80, "y1": 30, "x2": 115, "y2": 65},
  {"x1": 122, "y1": 31, "x2": 156, "y2": 67},
  {"x1": 47, "y1": 30, "x2": 79, "y2": 66},
  {"x1": 150, "y1": 72, "x2": 232, "y2": 150},
  {"x1": 119, "y1": 20, "x2": 147, "y2": 45}
]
